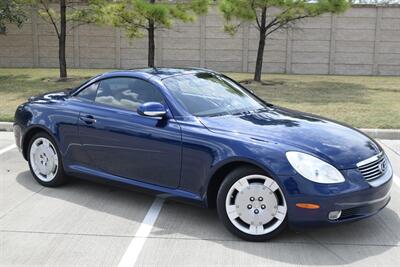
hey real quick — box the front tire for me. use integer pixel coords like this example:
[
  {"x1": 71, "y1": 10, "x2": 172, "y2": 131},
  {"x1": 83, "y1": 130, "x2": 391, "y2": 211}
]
[
  {"x1": 217, "y1": 167, "x2": 288, "y2": 241},
  {"x1": 28, "y1": 132, "x2": 68, "y2": 187}
]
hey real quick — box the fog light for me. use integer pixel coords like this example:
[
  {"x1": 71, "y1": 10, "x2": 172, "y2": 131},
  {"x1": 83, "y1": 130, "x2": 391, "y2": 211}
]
[{"x1": 328, "y1": 210, "x2": 342, "y2": 220}]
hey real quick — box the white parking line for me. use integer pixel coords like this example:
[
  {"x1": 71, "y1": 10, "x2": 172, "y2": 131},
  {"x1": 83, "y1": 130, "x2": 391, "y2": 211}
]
[
  {"x1": 118, "y1": 197, "x2": 165, "y2": 267},
  {"x1": 0, "y1": 144, "x2": 16, "y2": 155}
]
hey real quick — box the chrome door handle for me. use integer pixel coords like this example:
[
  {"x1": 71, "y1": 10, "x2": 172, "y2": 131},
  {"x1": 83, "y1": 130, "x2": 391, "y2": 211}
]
[{"x1": 80, "y1": 115, "x2": 96, "y2": 124}]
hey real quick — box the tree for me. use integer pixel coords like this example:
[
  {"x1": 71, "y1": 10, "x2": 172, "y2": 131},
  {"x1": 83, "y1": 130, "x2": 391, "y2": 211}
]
[
  {"x1": 24, "y1": 0, "x2": 92, "y2": 79},
  {"x1": 77, "y1": 0, "x2": 210, "y2": 67},
  {"x1": 0, "y1": 0, "x2": 27, "y2": 33},
  {"x1": 219, "y1": 0, "x2": 349, "y2": 82}
]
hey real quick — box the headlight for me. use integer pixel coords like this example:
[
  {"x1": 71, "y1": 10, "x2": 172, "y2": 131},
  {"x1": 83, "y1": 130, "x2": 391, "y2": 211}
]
[{"x1": 286, "y1": 151, "x2": 345, "y2": 184}]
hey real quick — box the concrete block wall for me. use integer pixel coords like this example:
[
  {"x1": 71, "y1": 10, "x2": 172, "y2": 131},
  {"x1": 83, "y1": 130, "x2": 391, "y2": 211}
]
[{"x1": 0, "y1": 6, "x2": 399, "y2": 75}]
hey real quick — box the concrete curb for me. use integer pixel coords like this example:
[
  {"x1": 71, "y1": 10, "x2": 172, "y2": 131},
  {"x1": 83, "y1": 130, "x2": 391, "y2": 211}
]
[
  {"x1": 360, "y1": 129, "x2": 400, "y2": 140},
  {"x1": 0, "y1": 121, "x2": 399, "y2": 139},
  {"x1": 0, "y1": 122, "x2": 13, "y2": 132}
]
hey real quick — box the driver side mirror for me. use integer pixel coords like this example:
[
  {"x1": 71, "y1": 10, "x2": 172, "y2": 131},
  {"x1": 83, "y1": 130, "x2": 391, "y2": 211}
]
[{"x1": 137, "y1": 102, "x2": 167, "y2": 119}]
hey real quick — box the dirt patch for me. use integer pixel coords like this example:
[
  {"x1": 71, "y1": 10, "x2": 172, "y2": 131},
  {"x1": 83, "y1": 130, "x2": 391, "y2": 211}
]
[
  {"x1": 239, "y1": 79, "x2": 285, "y2": 86},
  {"x1": 42, "y1": 76, "x2": 91, "y2": 83}
]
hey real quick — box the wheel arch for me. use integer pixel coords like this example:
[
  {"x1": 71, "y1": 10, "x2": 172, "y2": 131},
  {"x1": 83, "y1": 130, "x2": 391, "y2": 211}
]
[{"x1": 205, "y1": 159, "x2": 275, "y2": 209}]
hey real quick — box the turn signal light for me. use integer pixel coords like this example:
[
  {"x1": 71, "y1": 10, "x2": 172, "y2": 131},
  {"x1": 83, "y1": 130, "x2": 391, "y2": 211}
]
[{"x1": 295, "y1": 203, "x2": 320, "y2": 209}]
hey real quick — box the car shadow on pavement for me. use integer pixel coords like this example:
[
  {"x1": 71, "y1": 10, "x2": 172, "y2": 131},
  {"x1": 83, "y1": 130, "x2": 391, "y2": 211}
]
[
  {"x1": 152, "y1": 199, "x2": 400, "y2": 265},
  {"x1": 16, "y1": 171, "x2": 400, "y2": 266}
]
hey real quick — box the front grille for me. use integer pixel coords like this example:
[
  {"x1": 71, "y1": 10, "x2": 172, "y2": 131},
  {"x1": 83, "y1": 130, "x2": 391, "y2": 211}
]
[{"x1": 357, "y1": 152, "x2": 387, "y2": 182}]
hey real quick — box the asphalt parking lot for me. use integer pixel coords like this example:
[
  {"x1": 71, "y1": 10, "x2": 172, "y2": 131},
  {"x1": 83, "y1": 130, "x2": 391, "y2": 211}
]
[{"x1": 1, "y1": 131, "x2": 400, "y2": 266}]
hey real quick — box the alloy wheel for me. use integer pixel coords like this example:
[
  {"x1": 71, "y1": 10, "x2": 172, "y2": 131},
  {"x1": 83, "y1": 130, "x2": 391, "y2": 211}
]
[
  {"x1": 225, "y1": 174, "x2": 287, "y2": 235},
  {"x1": 29, "y1": 137, "x2": 59, "y2": 182}
]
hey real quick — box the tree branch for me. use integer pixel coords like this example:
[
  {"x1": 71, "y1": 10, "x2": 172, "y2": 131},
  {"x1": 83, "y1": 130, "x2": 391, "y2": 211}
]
[
  {"x1": 265, "y1": 15, "x2": 311, "y2": 37},
  {"x1": 39, "y1": 0, "x2": 60, "y2": 38},
  {"x1": 119, "y1": 15, "x2": 148, "y2": 30},
  {"x1": 251, "y1": 0, "x2": 261, "y2": 29},
  {"x1": 68, "y1": 21, "x2": 88, "y2": 32},
  {"x1": 265, "y1": 17, "x2": 277, "y2": 30},
  {"x1": 264, "y1": 7, "x2": 293, "y2": 32}
]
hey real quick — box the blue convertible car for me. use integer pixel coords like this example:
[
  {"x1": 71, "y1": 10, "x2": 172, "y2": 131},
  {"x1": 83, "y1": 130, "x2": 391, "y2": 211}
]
[{"x1": 14, "y1": 68, "x2": 392, "y2": 241}]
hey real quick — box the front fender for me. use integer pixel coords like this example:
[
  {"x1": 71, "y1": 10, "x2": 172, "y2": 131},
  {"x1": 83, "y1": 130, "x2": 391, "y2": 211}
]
[
  {"x1": 209, "y1": 137, "x2": 297, "y2": 177},
  {"x1": 15, "y1": 101, "x2": 80, "y2": 165},
  {"x1": 178, "y1": 124, "x2": 297, "y2": 201},
  {"x1": 197, "y1": 138, "x2": 297, "y2": 207}
]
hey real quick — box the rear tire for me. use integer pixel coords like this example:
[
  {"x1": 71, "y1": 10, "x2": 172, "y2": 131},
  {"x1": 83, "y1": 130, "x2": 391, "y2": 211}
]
[
  {"x1": 217, "y1": 166, "x2": 288, "y2": 241},
  {"x1": 27, "y1": 132, "x2": 68, "y2": 187}
]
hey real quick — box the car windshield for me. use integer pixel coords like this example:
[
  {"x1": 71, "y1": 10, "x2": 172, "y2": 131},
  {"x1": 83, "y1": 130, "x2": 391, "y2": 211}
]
[{"x1": 162, "y1": 73, "x2": 267, "y2": 117}]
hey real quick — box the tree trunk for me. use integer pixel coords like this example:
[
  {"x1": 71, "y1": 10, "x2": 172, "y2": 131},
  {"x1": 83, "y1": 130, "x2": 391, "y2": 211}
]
[
  {"x1": 148, "y1": 20, "x2": 155, "y2": 68},
  {"x1": 254, "y1": 32, "x2": 266, "y2": 82},
  {"x1": 59, "y1": 0, "x2": 67, "y2": 79},
  {"x1": 147, "y1": 0, "x2": 156, "y2": 67},
  {"x1": 254, "y1": 7, "x2": 267, "y2": 82}
]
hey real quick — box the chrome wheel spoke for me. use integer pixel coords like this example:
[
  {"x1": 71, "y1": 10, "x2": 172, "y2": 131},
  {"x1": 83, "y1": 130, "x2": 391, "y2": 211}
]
[
  {"x1": 275, "y1": 205, "x2": 287, "y2": 221},
  {"x1": 53, "y1": 154, "x2": 59, "y2": 164},
  {"x1": 226, "y1": 205, "x2": 239, "y2": 220},
  {"x1": 42, "y1": 139, "x2": 51, "y2": 148},
  {"x1": 30, "y1": 142, "x2": 39, "y2": 155},
  {"x1": 264, "y1": 179, "x2": 279, "y2": 192},
  {"x1": 232, "y1": 178, "x2": 249, "y2": 192},
  {"x1": 249, "y1": 225, "x2": 264, "y2": 235}
]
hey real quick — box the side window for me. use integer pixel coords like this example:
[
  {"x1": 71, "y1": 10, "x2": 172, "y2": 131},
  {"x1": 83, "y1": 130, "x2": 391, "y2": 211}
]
[
  {"x1": 76, "y1": 82, "x2": 99, "y2": 101},
  {"x1": 94, "y1": 78, "x2": 165, "y2": 111}
]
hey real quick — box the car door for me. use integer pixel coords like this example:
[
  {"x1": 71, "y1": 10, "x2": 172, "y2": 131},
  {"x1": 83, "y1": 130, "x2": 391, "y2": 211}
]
[{"x1": 75, "y1": 77, "x2": 182, "y2": 188}]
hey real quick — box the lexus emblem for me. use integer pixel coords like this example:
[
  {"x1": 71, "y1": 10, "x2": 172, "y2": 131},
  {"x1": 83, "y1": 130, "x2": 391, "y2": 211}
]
[{"x1": 379, "y1": 161, "x2": 386, "y2": 173}]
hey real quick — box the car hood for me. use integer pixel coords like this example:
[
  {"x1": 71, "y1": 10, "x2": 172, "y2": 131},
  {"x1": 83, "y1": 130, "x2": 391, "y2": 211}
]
[{"x1": 198, "y1": 107, "x2": 381, "y2": 170}]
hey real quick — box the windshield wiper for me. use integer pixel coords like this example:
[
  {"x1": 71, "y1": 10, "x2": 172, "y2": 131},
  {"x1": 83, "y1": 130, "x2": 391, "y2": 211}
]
[
  {"x1": 231, "y1": 110, "x2": 252, "y2": 116},
  {"x1": 254, "y1": 107, "x2": 270, "y2": 113},
  {"x1": 207, "y1": 112, "x2": 230, "y2": 117}
]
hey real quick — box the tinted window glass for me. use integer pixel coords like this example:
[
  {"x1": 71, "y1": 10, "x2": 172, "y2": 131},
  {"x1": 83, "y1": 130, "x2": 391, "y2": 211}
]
[
  {"x1": 76, "y1": 82, "x2": 98, "y2": 101},
  {"x1": 95, "y1": 78, "x2": 165, "y2": 111},
  {"x1": 162, "y1": 73, "x2": 265, "y2": 117}
]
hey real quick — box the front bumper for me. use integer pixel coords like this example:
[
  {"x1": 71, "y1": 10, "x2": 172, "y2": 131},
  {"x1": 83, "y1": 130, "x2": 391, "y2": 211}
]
[
  {"x1": 281, "y1": 162, "x2": 393, "y2": 228},
  {"x1": 13, "y1": 123, "x2": 23, "y2": 153}
]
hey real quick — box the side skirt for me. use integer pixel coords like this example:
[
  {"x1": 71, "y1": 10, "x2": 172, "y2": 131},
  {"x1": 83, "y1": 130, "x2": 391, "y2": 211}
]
[{"x1": 66, "y1": 164, "x2": 206, "y2": 207}]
